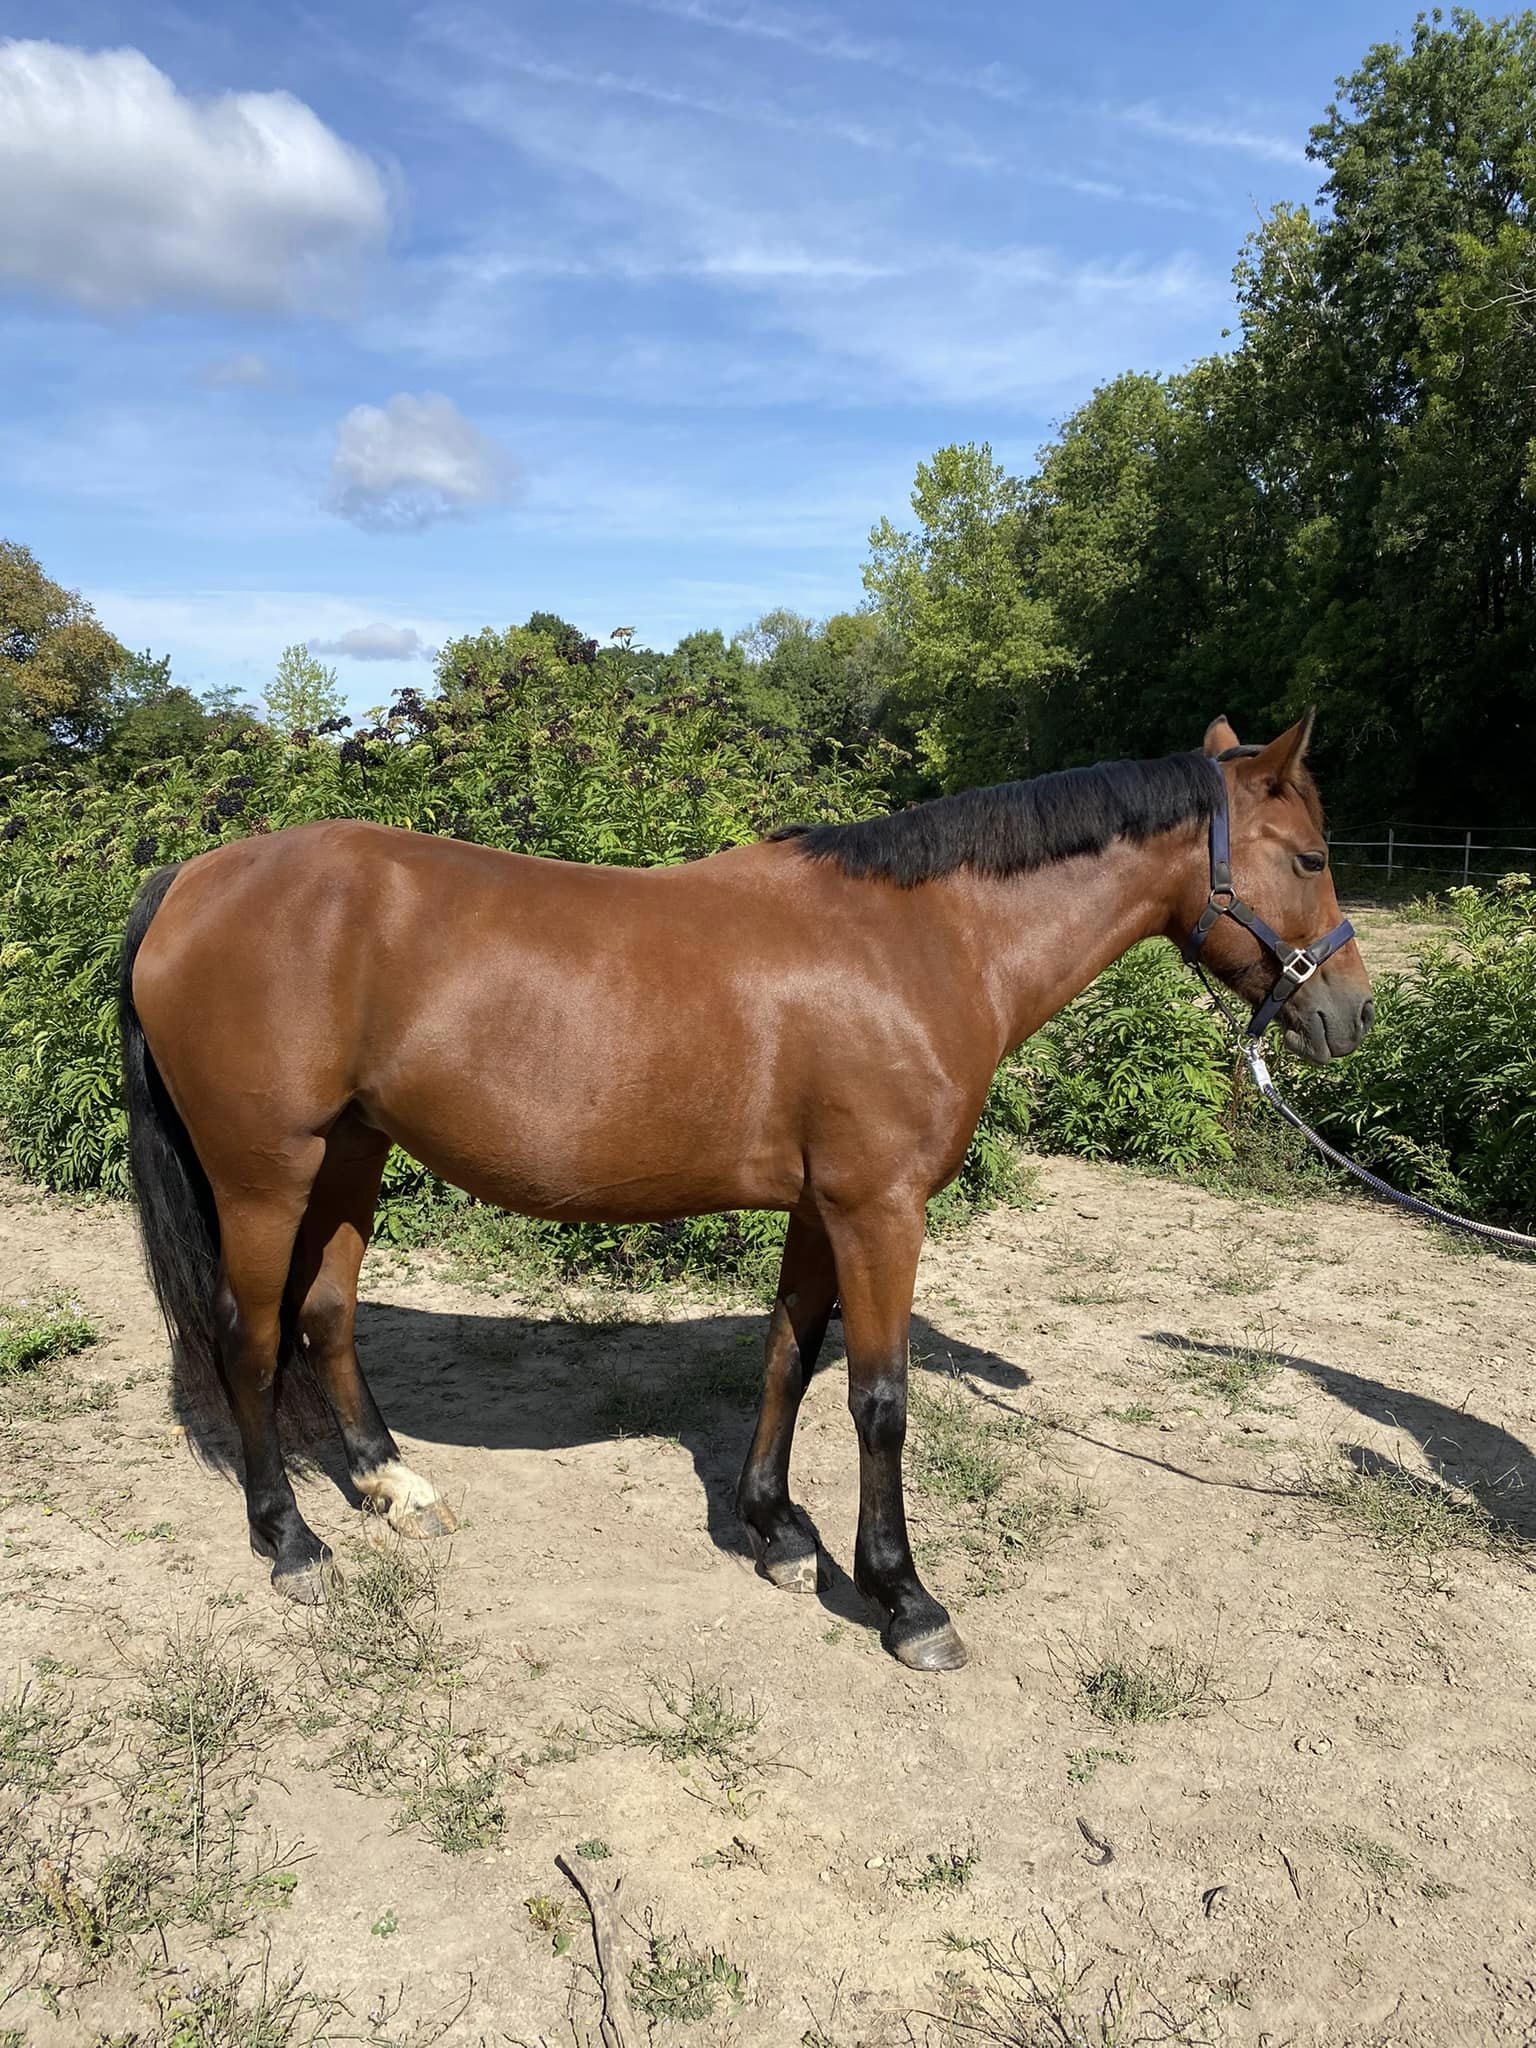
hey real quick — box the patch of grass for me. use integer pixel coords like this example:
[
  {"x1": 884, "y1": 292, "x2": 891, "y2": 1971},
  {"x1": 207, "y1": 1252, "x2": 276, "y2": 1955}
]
[
  {"x1": 610, "y1": 1672, "x2": 763, "y2": 1798},
  {"x1": 910, "y1": 1377, "x2": 1096, "y2": 1596},
  {"x1": 1166, "y1": 1324, "x2": 1283, "y2": 1412},
  {"x1": 0, "y1": 1629, "x2": 307, "y2": 1980},
  {"x1": 593, "y1": 1346, "x2": 763, "y2": 1441},
  {"x1": 0, "y1": 1296, "x2": 110, "y2": 1423},
  {"x1": 897, "y1": 1845, "x2": 978, "y2": 1896},
  {"x1": 1300, "y1": 1444, "x2": 1509, "y2": 1580},
  {"x1": 629, "y1": 1930, "x2": 749, "y2": 2026},
  {"x1": 295, "y1": 1536, "x2": 505, "y2": 1854},
  {"x1": 1334, "y1": 1826, "x2": 1409, "y2": 1886},
  {"x1": 1207, "y1": 1263, "x2": 1277, "y2": 1297},
  {"x1": 1066, "y1": 1748, "x2": 1131, "y2": 1787},
  {"x1": 1067, "y1": 1634, "x2": 1221, "y2": 1728},
  {"x1": 138, "y1": 1958, "x2": 334, "y2": 2047},
  {"x1": 1104, "y1": 1404, "x2": 1158, "y2": 1427},
  {"x1": 301, "y1": 1539, "x2": 460, "y2": 1695},
  {"x1": 0, "y1": 1297, "x2": 97, "y2": 1379}
]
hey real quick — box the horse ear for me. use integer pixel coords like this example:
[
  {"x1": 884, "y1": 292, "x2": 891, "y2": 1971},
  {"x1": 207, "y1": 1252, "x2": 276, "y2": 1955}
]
[
  {"x1": 1203, "y1": 716, "x2": 1241, "y2": 757},
  {"x1": 1240, "y1": 709, "x2": 1316, "y2": 792}
]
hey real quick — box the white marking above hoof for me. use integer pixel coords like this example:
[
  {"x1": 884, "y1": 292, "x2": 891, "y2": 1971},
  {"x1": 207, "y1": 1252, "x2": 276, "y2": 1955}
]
[{"x1": 356, "y1": 1457, "x2": 447, "y2": 1532}]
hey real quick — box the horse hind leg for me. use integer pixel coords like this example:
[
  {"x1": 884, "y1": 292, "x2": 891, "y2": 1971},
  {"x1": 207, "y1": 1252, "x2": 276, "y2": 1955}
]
[
  {"x1": 292, "y1": 1127, "x2": 455, "y2": 1541},
  {"x1": 213, "y1": 1154, "x2": 337, "y2": 1602},
  {"x1": 737, "y1": 1213, "x2": 838, "y2": 1594}
]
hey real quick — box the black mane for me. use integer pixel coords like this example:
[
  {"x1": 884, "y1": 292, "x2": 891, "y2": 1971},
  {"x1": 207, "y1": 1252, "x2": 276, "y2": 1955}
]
[{"x1": 771, "y1": 751, "x2": 1220, "y2": 886}]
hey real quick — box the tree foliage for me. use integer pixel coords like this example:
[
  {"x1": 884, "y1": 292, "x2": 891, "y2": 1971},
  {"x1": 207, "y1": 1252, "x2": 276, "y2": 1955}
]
[{"x1": 864, "y1": 10, "x2": 1536, "y2": 822}]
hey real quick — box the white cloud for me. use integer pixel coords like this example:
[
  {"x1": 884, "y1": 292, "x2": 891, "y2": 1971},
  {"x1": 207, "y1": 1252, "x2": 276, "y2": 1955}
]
[
  {"x1": 0, "y1": 39, "x2": 389, "y2": 314},
  {"x1": 199, "y1": 352, "x2": 273, "y2": 388},
  {"x1": 1116, "y1": 103, "x2": 1305, "y2": 166},
  {"x1": 308, "y1": 623, "x2": 433, "y2": 661},
  {"x1": 625, "y1": 0, "x2": 1302, "y2": 164},
  {"x1": 329, "y1": 392, "x2": 516, "y2": 531}
]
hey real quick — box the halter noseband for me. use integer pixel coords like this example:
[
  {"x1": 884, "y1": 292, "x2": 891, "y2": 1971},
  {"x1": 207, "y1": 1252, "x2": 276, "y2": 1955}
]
[{"x1": 1185, "y1": 751, "x2": 1355, "y2": 1041}]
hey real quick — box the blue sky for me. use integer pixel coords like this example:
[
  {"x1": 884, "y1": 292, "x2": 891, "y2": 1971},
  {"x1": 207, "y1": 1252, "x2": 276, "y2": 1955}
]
[{"x1": 2, "y1": 0, "x2": 1413, "y2": 713}]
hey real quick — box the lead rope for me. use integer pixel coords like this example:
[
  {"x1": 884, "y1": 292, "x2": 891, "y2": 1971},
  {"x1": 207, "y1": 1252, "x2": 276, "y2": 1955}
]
[{"x1": 1193, "y1": 963, "x2": 1536, "y2": 1257}]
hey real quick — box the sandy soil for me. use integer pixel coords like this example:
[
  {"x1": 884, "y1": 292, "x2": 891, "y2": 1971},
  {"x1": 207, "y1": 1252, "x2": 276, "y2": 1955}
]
[{"x1": 2, "y1": 1157, "x2": 1534, "y2": 2047}]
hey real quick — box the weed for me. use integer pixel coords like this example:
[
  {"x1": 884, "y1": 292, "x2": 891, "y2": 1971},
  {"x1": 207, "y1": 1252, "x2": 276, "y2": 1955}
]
[
  {"x1": 295, "y1": 1536, "x2": 505, "y2": 1854},
  {"x1": 575, "y1": 1837, "x2": 611, "y2": 1860},
  {"x1": 910, "y1": 1377, "x2": 1096, "y2": 1595},
  {"x1": 134, "y1": 1626, "x2": 270, "y2": 1777},
  {"x1": 142, "y1": 1956, "x2": 338, "y2": 2047},
  {"x1": 330, "y1": 1702, "x2": 504, "y2": 1856},
  {"x1": 302, "y1": 1539, "x2": 459, "y2": 1696},
  {"x1": 0, "y1": 1298, "x2": 97, "y2": 1380},
  {"x1": 1067, "y1": 1634, "x2": 1221, "y2": 1727},
  {"x1": 1334, "y1": 1826, "x2": 1409, "y2": 1886},
  {"x1": 524, "y1": 1893, "x2": 577, "y2": 1955},
  {"x1": 611, "y1": 1672, "x2": 763, "y2": 1796},
  {"x1": 897, "y1": 1846, "x2": 978, "y2": 1896},
  {"x1": 1165, "y1": 1324, "x2": 1283, "y2": 1411},
  {"x1": 373, "y1": 1908, "x2": 399, "y2": 1937},
  {"x1": 0, "y1": 1674, "x2": 101, "y2": 1795},
  {"x1": 923, "y1": 1915, "x2": 1215, "y2": 2046},
  {"x1": 630, "y1": 1930, "x2": 749, "y2": 2025},
  {"x1": 1104, "y1": 1404, "x2": 1157, "y2": 1426},
  {"x1": 593, "y1": 1346, "x2": 762, "y2": 1440},
  {"x1": 1066, "y1": 1748, "x2": 1132, "y2": 1786},
  {"x1": 1299, "y1": 1444, "x2": 1510, "y2": 1582}
]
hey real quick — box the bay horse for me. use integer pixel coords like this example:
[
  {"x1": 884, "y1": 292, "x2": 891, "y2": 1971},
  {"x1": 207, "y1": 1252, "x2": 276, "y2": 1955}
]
[{"x1": 118, "y1": 713, "x2": 1372, "y2": 1671}]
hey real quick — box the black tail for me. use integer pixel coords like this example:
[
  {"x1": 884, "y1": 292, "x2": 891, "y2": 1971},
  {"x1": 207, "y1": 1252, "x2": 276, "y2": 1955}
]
[
  {"x1": 119, "y1": 867, "x2": 229, "y2": 1440},
  {"x1": 120, "y1": 870, "x2": 328, "y2": 1460}
]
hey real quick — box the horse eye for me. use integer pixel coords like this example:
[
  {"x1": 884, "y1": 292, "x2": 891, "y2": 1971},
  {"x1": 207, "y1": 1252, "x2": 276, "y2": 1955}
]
[{"x1": 1297, "y1": 851, "x2": 1328, "y2": 875}]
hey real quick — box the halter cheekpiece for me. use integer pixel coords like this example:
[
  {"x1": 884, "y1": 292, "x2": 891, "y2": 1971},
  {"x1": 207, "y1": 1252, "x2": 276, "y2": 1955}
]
[{"x1": 1184, "y1": 750, "x2": 1355, "y2": 1041}]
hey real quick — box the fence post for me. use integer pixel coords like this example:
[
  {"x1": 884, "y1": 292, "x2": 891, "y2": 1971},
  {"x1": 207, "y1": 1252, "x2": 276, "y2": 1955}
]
[
  {"x1": 1386, "y1": 827, "x2": 1394, "y2": 880},
  {"x1": 1463, "y1": 831, "x2": 1473, "y2": 883}
]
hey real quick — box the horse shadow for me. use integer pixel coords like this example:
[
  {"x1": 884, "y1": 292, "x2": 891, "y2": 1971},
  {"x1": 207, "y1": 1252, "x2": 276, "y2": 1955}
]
[
  {"x1": 1142, "y1": 1332, "x2": 1536, "y2": 1542},
  {"x1": 322, "y1": 1299, "x2": 1033, "y2": 1630}
]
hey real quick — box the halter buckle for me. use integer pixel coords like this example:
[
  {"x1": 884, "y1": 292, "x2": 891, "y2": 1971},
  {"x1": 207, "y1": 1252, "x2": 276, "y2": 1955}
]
[{"x1": 1281, "y1": 951, "x2": 1319, "y2": 988}]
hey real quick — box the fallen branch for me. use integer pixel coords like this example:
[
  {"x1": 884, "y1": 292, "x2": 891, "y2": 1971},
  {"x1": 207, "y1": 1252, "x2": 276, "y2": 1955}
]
[{"x1": 555, "y1": 1852, "x2": 639, "y2": 2048}]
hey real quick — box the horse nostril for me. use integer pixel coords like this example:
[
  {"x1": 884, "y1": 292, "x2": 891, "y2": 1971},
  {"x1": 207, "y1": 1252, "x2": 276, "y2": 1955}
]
[{"x1": 1360, "y1": 997, "x2": 1375, "y2": 1035}]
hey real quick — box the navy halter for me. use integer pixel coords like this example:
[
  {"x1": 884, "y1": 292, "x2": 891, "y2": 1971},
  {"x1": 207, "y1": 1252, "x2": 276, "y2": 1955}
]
[{"x1": 1185, "y1": 752, "x2": 1355, "y2": 1041}]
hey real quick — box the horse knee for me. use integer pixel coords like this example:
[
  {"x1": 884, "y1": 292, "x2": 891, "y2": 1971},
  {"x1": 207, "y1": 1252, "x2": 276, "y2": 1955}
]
[{"x1": 849, "y1": 1373, "x2": 906, "y2": 1454}]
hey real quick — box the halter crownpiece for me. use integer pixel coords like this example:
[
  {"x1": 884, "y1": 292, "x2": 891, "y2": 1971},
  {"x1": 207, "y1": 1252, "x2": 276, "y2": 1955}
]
[{"x1": 1184, "y1": 753, "x2": 1355, "y2": 1041}]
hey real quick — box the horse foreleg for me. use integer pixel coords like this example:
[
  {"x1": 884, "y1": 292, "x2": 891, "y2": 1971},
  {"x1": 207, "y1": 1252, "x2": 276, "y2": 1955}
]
[
  {"x1": 826, "y1": 1195, "x2": 966, "y2": 1671},
  {"x1": 737, "y1": 1212, "x2": 838, "y2": 1592}
]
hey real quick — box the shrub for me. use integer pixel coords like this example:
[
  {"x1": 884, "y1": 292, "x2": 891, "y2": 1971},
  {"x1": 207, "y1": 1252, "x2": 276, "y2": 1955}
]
[
  {"x1": 0, "y1": 634, "x2": 1028, "y2": 1288},
  {"x1": 1288, "y1": 877, "x2": 1536, "y2": 1227},
  {"x1": 1011, "y1": 941, "x2": 1234, "y2": 1173}
]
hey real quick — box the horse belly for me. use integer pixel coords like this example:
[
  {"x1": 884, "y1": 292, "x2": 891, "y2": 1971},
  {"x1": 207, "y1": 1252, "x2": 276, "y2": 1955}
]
[{"x1": 364, "y1": 998, "x2": 805, "y2": 1224}]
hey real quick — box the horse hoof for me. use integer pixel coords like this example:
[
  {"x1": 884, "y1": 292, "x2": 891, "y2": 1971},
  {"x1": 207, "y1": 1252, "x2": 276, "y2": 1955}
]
[
  {"x1": 271, "y1": 1557, "x2": 338, "y2": 1605},
  {"x1": 889, "y1": 1622, "x2": 969, "y2": 1672},
  {"x1": 760, "y1": 1546, "x2": 828, "y2": 1595},
  {"x1": 390, "y1": 1499, "x2": 458, "y2": 1541}
]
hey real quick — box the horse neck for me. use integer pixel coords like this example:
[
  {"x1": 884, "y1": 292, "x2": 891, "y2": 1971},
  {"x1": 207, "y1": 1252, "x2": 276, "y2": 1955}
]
[{"x1": 945, "y1": 821, "x2": 1204, "y2": 1059}]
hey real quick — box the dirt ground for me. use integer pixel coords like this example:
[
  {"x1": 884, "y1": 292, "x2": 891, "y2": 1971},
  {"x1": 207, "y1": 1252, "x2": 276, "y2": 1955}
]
[{"x1": 2, "y1": 1151, "x2": 1534, "y2": 2047}]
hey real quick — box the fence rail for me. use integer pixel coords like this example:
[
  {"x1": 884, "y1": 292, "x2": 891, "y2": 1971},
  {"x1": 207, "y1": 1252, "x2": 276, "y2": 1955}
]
[{"x1": 1328, "y1": 828, "x2": 1536, "y2": 882}]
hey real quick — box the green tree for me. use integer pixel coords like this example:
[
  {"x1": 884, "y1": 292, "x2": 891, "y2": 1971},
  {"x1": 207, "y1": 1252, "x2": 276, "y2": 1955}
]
[
  {"x1": 0, "y1": 541, "x2": 127, "y2": 765},
  {"x1": 265, "y1": 645, "x2": 345, "y2": 734},
  {"x1": 863, "y1": 443, "x2": 1072, "y2": 791}
]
